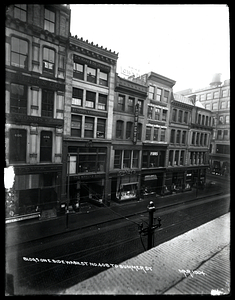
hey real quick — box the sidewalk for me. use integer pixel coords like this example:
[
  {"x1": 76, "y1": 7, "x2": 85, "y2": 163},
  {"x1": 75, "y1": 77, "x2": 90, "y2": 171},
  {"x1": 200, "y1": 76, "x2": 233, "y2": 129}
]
[
  {"x1": 6, "y1": 184, "x2": 227, "y2": 246},
  {"x1": 61, "y1": 213, "x2": 230, "y2": 295}
]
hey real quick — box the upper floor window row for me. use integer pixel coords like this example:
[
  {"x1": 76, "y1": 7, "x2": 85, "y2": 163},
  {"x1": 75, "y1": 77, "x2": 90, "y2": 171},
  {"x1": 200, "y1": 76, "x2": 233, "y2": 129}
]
[
  {"x1": 171, "y1": 108, "x2": 189, "y2": 124},
  {"x1": 148, "y1": 85, "x2": 170, "y2": 103},
  {"x1": 116, "y1": 94, "x2": 144, "y2": 115}
]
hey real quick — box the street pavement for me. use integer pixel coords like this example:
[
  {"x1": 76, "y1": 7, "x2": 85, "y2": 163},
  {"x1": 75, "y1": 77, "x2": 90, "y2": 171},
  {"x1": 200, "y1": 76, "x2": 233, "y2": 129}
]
[
  {"x1": 61, "y1": 212, "x2": 230, "y2": 295},
  {"x1": 6, "y1": 182, "x2": 228, "y2": 246}
]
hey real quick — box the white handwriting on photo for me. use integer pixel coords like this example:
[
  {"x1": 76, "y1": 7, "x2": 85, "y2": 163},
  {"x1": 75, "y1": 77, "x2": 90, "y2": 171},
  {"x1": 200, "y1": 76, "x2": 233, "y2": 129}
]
[
  {"x1": 23, "y1": 256, "x2": 152, "y2": 273},
  {"x1": 178, "y1": 269, "x2": 206, "y2": 277}
]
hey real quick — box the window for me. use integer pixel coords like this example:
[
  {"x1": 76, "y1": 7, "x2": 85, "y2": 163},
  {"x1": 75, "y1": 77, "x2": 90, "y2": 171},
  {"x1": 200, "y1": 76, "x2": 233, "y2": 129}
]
[
  {"x1": 156, "y1": 88, "x2": 162, "y2": 101},
  {"x1": 11, "y1": 37, "x2": 28, "y2": 69},
  {"x1": 126, "y1": 122, "x2": 133, "y2": 139},
  {"x1": 225, "y1": 115, "x2": 229, "y2": 124},
  {"x1": 176, "y1": 130, "x2": 181, "y2": 144},
  {"x1": 97, "y1": 118, "x2": 106, "y2": 138},
  {"x1": 116, "y1": 120, "x2": 124, "y2": 139},
  {"x1": 127, "y1": 97, "x2": 134, "y2": 113},
  {"x1": 98, "y1": 94, "x2": 107, "y2": 110},
  {"x1": 123, "y1": 150, "x2": 131, "y2": 168},
  {"x1": 146, "y1": 127, "x2": 151, "y2": 140},
  {"x1": 138, "y1": 100, "x2": 144, "y2": 115},
  {"x1": 205, "y1": 116, "x2": 208, "y2": 126},
  {"x1": 172, "y1": 109, "x2": 177, "y2": 122},
  {"x1": 44, "y1": 8, "x2": 55, "y2": 33},
  {"x1": 184, "y1": 111, "x2": 188, "y2": 123},
  {"x1": 160, "y1": 128, "x2": 166, "y2": 142},
  {"x1": 153, "y1": 128, "x2": 159, "y2": 141},
  {"x1": 202, "y1": 115, "x2": 205, "y2": 125},
  {"x1": 43, "y1": 47, "x2": 55, "y2": 74},
  {"x1": 72, "y1": 88, "x2": 83, "y2": 106},
  {"x1": 182, "y1": 131, "x2": 186, "y2": 145},
  {"x1": 196, "y1": 132, "x2": 199, "y2": 145},
  {"x1": 154, "y1": 108, "x2": 160, "y2": 120},
  {"x1": 137, "y1": 123, "x2": 142, "y2": 141},
  {"x1": 205, "y1": 103, "x2": 211, "y2": 110},
  {"x1": 206, "y1": 93, "x2": 212, "y2": 100},
  {"x1": 224, "y1": 130, "x2": 229, "y2": 140},
  {"x1": 149, "y1": 85, "x2": 155, "y2": 99},
  {"x1": 227, "y1": 101, "x2": 230, "y2": 109},
  {"x1": 192, "y1": 132, "x2": 195, "y2": 144},
  {"x1": 204, "y1": 134, "x2": 207, "y2": 146},
  {"x1": 86, "y1": 91, "x2": 96, "y2": 108},
  {"x1": 79, "y1": 147, "x2": 106, "y2": 173},
  {"x1": 73, "y1": 62, "x2": 84, "y2": 80},
  {"x1": 200, "y1": 94, "x2": 205, "y2": 100},
  {"x1": 200, "y1": 133, "x2": 204, "y2": 145},
  {"x1": 222, "y1": 90, "x2": 227, "y2": 97},
  {"x1": 132, "y1": 150, "x2": 139, "y2": 168},
  {"x1": 87, "y1": 66, "x2": 97, "y2": 83},
  {"x1": 147, "y1": 106, "x2": 153, "y2": 119},
  {"x1": 162, "y1": 109, "x2": 167, "y2": 122},
  {"x1": 10, "y1": 83, "x2": 27, "y2": 114},
  {"x1": 220, "y1": 101, "x2": 226, "y2": 109},
  {"x1": 168, "y1": 150, "x2": 174, "y2": 166},
  {"x1": 114, "y1": 150, "x2": 122, "y2": 169},
  {"x1": 9, "y1": 129, "x2": 27, "y2": 163},
  {"x1": 71, "y1": 114, "x2": 82, "y2": 137},
  {"x1": 180, "y1": 151, "x2": 185, "y2": 165},
  {"x1": 99, "y1": 71, "x2": 108, "y2": 86},
  {"x1": 213, "y1": 91, "x2": 219, "y2": 98},
  {"x1": 117, "y1": 95, "x2": 125, "y2": 111},
  {"x1": 219, "y1": 116, "x2": 224, "y2": 124},
  {"x1": 41, "y1": 89, "x2": 54, "y2": 117},
  {"x1": 84, "y1": 117, "x2": 94, "y2": 138},
  {"x1": 178, "y1": 110, "x2": 183, "y2": 123},
  {"x1": 212, "y1": 102, "x2": 218, "y2": 110},
  {"x1": 174, "y1": 150, "x2": 179, "y2": 165},
  {"x1": 163, "y1": 90, "x2": 169, "y2": 102},
  {"x1": 216, "y1": 144, "x2": 230, "y2": 155},
  {"x1": 170, "y1": 130, "x2": 175, "y2": 144},
  {"x1": 40, "y1": 131, "x2": 52, "y2": 162},
  {"x1": 14, "y1": 4, "x2": 27, "y2": 22}
]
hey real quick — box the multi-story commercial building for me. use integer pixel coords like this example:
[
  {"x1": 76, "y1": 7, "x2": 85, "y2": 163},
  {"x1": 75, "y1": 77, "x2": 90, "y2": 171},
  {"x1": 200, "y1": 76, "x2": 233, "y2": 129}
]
[
  {"x1": 178, "y1": 75, "x2": 230, "y2": 175},
  {"x1": 109, "y1": 75, "x2": 148, "y2": 202},
  {"x1": 61, "y1": 35, "x2": 118, "y2": 208},
  {"x1": 5, "y1": 4, "x2": 71, "y2": 220}
]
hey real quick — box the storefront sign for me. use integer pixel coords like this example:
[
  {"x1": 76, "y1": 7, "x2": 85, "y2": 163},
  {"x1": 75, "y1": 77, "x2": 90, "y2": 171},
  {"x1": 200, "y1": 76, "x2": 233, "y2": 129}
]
[
  {"x1": 118, "y1": 169, "x2": 137, "y2": 176},
  {"x1": 133, "y1": 103, "x2": 139, "y2": 144},
  {"x1": 144, "y1": 175, "x2": 158, "y2": 181},
  {"x1": 71, "y1": 107, "x2": 107, "y2": 118},
  {"x1": 150, "y1": 152, "x2": 158, "y2": 156}
]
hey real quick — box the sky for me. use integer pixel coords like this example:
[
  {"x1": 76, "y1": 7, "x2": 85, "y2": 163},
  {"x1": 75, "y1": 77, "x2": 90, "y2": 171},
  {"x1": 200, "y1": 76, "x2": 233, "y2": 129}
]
[{"x1": 70, "y1": 4, "x2": 230, "y2": 92}]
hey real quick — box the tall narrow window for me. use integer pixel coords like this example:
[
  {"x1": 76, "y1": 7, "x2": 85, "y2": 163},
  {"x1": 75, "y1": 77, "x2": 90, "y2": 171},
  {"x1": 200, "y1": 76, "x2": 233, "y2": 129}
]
[
  {"x1": 116, "y1": 120, "x2": 124, "y2": 139},
  {"x1": 154, "y1": 108, "x2": 160, "y2": 120},
  {"x1": 72, "y1": 87, "x2": 83, "y2": 106},
  {"x1": 40, "y1": 131, "x2": 52, "y2": 162},
  {"x1": 99, "y1": 70, "x2": 108, "y2": 86},
  {"x1": 127, "y1": 97, "x2": 134, "y2": 113},
  {"x1": 149, "y1": 85, "x2": 155, "y2": 99},
  {"x1": 11, "y1": 37, "x2": 28, "y2": 69},
  {"x1": 126, "y1": 122, "x2": 133, "y2": 139},
  {"x1": 87, "y1": 66, "x2": 96, "y2": 83},
  {"x1": 114, "y1": 150, "x2": 122, "y2": 169},
  {"x1": 163, "y1": 90, "x2": 169, "y2": 102},
  {"x1": 84, "y1": 117, "x2": 94, "y2": 138},
  {"x1": 71, "y1": 114, "x2": 82, "y2": 137},
  {"x1": 14, "y1": 4, "x2": 27, "y2": 22},
  {"x1": 160, "y1": 128, "x2": 166, "y2": 142},
  {"x1": 180, "y1": 151, "x2": 185, "y2": 165},
  {"x1": 41, "y1": 89, "x2": 54, "y2": 117},
  {"x1": 176, "y1": 130, "x2": 181, "y2": 144},
  {"x1": 170, "y1": 129, "x2": 175, "y2": 144},
  {"x1": 98, "y1": 94, "x2": 107, "y2": 110},
  {"x1": 10, "y1": 83, "x2": 27, "y2": 114},
  {"x1": 182, "y1": 131, "x2": 186, "y2": 145},
  {"x1": 153, "y1": 128, "x2": 159, "y2": 141},
  {"x1": 137, "y1": 123, "x2": 142, "y2": 141},
  {"x1": 178, "y1": 110, "x2": 183, "y2": 123},
  {"x1": 43, "y1": 47, "x2": 55, "y2": 74},
  {"x1": 97, "y1": 118, "x2": 106, "y2": 138},
  {"x1": 156, "y1": 88, "x2": 162, "y2": 101},
  {"x1": 44, "y1": 8, "x2": 55, "y2": 33},
  {"x1": 123, "y1": 150, "x2": 131, "y2": 168},
  {"x1": 174, "y1": 150, "x2": 179, "y2": 165},
  {"x1": 172, "y1": 109, "x2": 177, "y2": 122},
  {"x1": 146, "y1": 127, "x2": 151, "y2": 140},
  {"x1": 162, "y1": 109, "x2": 167, "y2": 122},
  {"x1": 85, "y1": 91, "x2": 96, "y2": 108},
  {"x1": 73, "y1": 62, "x2": 84, "y2": 80},
  {"x1": 168, "y1": 150, "x2": 174, "y2": 166},
  {"x1": 9, "y1": 129, "x2": 27, "y2": 163},
  {"x1": 132, "y1": 150, "x2": 139, "y2": 168},
  {"x1": 184, "y1": 111, "x2": 188, "y2": 123},
  {"x1": 147, "y1": 106, "x2": 153, "y2": 119},
  {"x1": 138, "y1": 100, "x2": 144, "y2": 115},
  {"x1": 117, "y1": 95, "x2": 125, "y2": 111}
]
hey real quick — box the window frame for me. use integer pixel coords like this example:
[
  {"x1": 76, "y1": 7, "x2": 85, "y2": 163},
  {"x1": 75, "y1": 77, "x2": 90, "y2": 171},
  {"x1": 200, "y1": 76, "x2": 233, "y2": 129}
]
[
  {"x1": 43, "y1": 47, "x2": 55, "y2": 75},
  {"x1": 44, "y1": 7, "x2": 55, "y2": 33},
  {"x1": 11, "y1": 36, "x2": 28, "y2": 69},
  {"x1": 41, "y1": 89, "x2": 54, "y2": 118},
  {"x1": 10, "y1": 83, "x2": 27, "y2": 114}
]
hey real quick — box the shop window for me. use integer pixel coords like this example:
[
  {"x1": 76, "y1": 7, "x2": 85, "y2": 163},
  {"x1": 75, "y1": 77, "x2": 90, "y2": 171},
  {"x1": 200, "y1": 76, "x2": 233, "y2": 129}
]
[
  {"x1": 163, "y1": 90, "x2": 169, "y2": 102},
  {"x1": 153, "y1": 128, "x2": 159, "y2": 141},
  {"x1": 172, "y1": 109, "x2": 177, "y2": 122},
  {"x1": 117, "y1": 95, "x2": 125, "y2": 111},
  {"x1": 170, "y1": 129, "x2": 175, "y2": 144},
  {"x1": 137, "y1": 123, "x2": 142, "y2": 141},
  {"x1": 132, "y1": 150, "x2": 139, "y2": 168},
  {"x1": 40, "y1": 131, "x2": 52, "y2": 162},
  {"x1": 43, "y1": 47, "x2": 55, "y2": 74},
  {"x1": 114, "y1": 150, "x2": 122, "y2": 169},
  {"x1": 98, "y1": 94, "x2": 107, "y2": 110},
  {"x1": 123, "y1": 150, "x2": 131, "y2": 168},
  {"x1": 155, "y1": 108, "x2": 160, "y2": 120},
  {"x1": 178, "y1": 110, "x2": 183, "y2": 123},
  {"x1": 73, "y1": 62, "x2": 84, "y2": 80},
  {"x1": 10, "y1": 83, "x2": 27, "y2": 114},
  {"x1": 99, "y1": 70, "x2": 108, "y2": 86},
  {"x1": 127, "y1": 97, "x2": 134, "y2": 113},
  {"x1": 85, "y1": 91, "x2": 96, "y2": 108},
  {"x1": 160, "y1": 128, "x2": 166, "y2": 142},
  {"x1": 11, "y1": 36, "x2": 28, "y2": 69},
  {"x1": 146, "y1": 127, "x2": 151, "y2": 140},
  {"x1": 87, "y1": 66, "x2": 97, "y2": 83},
  {"x1": 126, "y1": 122, "x2": 133, "y2": 140},
  {"x1": 156, "y1": 88, "x2": 162, "y2": 101},
  {"x1": 147, "y1": 106, "x2": 153, "y2": 119},
  {"x1": 71, "y1": 114, "x2": 82, "y2": 137},
  {"x1": 14, "y1": 4, "x2": 27, "y2": 22},
  {"x1": 162, "y1": 109, "x2": 167, "y2": 122},
  {"x1": 72, "y1": 87, "x2": 83, "y2": 106},
  {"x1": 149, "y1": 85, "x2": 155, "y2": 99},
  {"x1": 44, "y1": 8, "x2": 55, "y2": 33},
  {"x1": 9, "y1": 129, "x2": 27, "y2": 163},
  {"x1": 84, "y1": 117, "x2": 94, "y2": 138},
  {"x1": 116, "y1": 120, "x2": 124, "y2": 139},
  {"x1": 138, "y1": 100, "x2": 144, "y2": 115},
  {"x1": 97, "y1": 118, "x2": 106, "y2": 138},
  {"x1": 41, "y1": 89, "x2": 54, "y2": 117}
]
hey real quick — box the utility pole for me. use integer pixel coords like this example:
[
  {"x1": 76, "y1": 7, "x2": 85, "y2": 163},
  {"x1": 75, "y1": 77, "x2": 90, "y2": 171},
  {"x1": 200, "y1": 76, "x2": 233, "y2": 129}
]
[{"x1": 66, "y1": 153, "x2": 70, "y2": 229}]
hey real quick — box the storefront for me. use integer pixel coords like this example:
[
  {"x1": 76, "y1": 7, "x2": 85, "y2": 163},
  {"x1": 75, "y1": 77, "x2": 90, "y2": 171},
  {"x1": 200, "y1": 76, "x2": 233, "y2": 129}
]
[
  {"x1": 165, "y1": 168, "x2": 186, "y2": 191},
  {"x1": 141, "y1": 169, "x2": 164, "y2": 197},
  {"x1": 110, "y1": 170, "x2": 141, "y2": 202}
]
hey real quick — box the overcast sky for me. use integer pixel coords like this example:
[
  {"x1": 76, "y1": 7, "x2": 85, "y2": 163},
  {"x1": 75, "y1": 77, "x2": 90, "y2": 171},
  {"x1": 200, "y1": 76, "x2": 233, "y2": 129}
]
[{"x1": 70, "y1": 4, "x2": 230, "y2": 92}]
